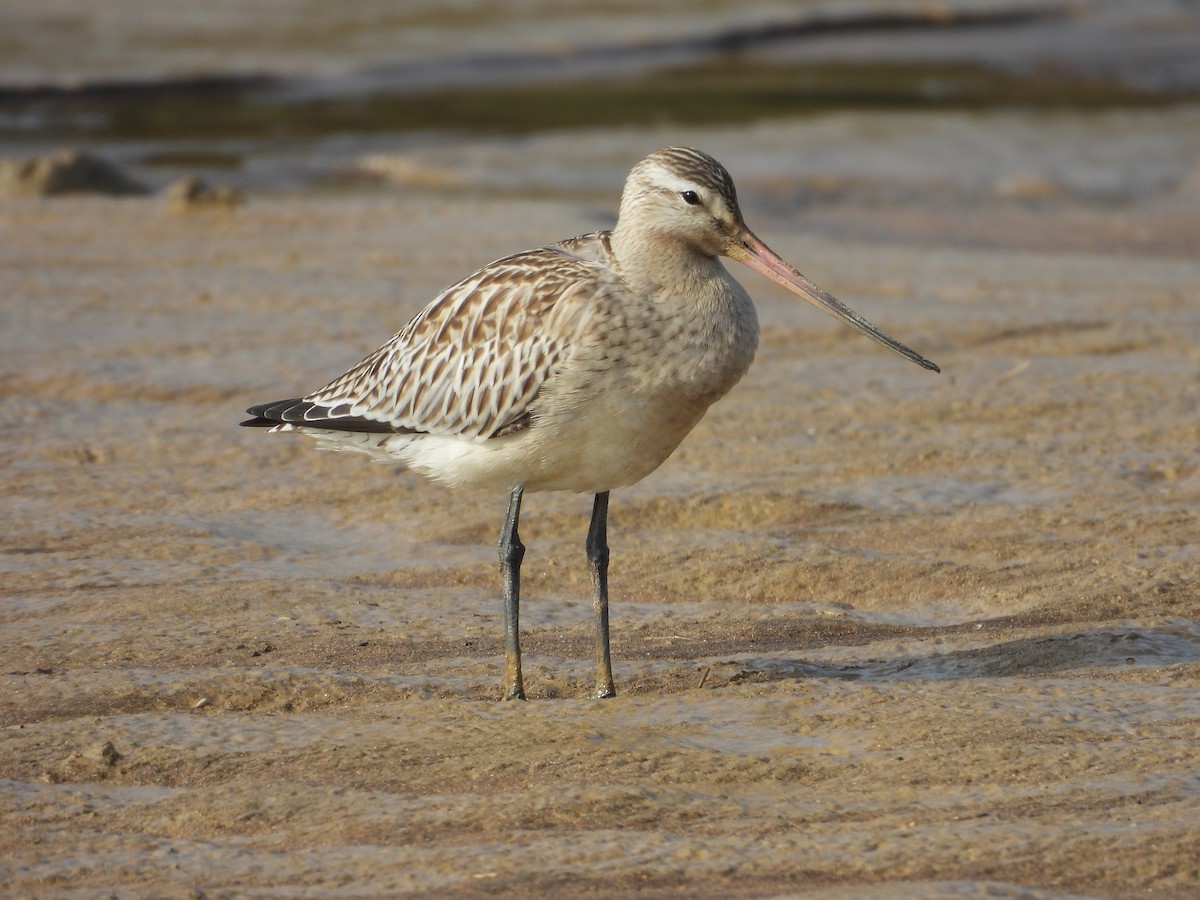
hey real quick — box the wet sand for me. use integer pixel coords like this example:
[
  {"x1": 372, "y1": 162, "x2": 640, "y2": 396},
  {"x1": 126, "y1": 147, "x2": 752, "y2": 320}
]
[{"x1": 2, "y1": 108, "x2": 1199, "y2": 897}]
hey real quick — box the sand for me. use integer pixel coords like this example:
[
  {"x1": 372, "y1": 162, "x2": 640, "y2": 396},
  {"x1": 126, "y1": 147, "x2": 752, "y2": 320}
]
[{"x1": 2, "y1": 108, "x2": 1199, "y2": 897}]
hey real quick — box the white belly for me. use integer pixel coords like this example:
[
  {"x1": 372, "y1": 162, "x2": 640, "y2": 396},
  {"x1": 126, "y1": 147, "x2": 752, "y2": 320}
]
[{"x1": 285, "y1": 374, "x2": 718, "y2": 494}]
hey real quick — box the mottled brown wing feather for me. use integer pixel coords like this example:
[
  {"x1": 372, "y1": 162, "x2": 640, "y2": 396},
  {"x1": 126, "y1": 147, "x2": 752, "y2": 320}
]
[{"x1": 302, "y1": 241, "x2": 611, "y2": 440}]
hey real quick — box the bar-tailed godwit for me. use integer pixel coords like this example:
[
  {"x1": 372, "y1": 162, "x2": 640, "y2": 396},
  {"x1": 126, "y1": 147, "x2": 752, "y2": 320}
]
[{"x1": 242, "y1": 147, "x2": 939, "y2": 700}]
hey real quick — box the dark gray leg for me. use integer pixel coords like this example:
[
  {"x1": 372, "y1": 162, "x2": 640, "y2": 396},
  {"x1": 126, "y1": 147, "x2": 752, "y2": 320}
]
[
  {"x1": 587, "y1": 491, "x2": 616, "y2": 699},
  {"x1": 499, "y1": 484, "x2": 526, "y2": 700}
]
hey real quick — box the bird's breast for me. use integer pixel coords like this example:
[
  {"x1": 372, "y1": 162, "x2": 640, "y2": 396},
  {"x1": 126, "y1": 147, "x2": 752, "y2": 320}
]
[
  {"x1": 516, "y1": 278, "x2": 759, "y2": 492},
  {"x1": 641, "y1": 279, "x2": 760, "y2": 404}
]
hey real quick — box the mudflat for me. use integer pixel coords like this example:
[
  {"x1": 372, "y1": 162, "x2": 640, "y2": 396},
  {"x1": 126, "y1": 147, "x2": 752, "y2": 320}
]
[{"x1": 2, "y1": 110, "x2": 1200, "y2": 897}]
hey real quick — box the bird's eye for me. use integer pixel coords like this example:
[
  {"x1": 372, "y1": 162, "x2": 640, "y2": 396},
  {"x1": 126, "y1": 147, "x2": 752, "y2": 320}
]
[{"x1": 681, "y1": 190, "x2": 701, "y2": 206}]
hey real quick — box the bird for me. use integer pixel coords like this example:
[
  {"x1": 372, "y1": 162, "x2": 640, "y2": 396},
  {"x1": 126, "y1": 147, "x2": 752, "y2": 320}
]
[{"x1": 241, "y1": 146, "x2": 939, "y2": 701}]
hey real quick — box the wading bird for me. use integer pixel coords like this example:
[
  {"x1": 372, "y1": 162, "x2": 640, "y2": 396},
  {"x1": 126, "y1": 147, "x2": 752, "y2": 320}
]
[{"x1": 241, "y1": 146, "x2": 939, "y2": 700}]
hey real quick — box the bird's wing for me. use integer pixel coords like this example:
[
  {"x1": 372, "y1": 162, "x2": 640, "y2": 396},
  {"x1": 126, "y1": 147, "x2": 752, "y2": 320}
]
[{"x1": 290, "y1": 242, "x2": 614, "y2": 440}]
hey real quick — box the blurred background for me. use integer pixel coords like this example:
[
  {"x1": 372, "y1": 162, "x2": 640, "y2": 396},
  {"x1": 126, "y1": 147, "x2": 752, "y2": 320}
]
[{"x1": 3, "y1": 0, "x2": 1200, "y2": 212}]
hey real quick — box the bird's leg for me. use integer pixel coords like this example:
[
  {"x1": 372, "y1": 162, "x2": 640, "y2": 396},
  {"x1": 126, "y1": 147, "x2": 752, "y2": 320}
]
[
  {"x1": 499, "y1": 484, "x2": 526, "y2": 701},
  {"x1": 587, "y1": 491, "x2": 616, "y2": 699}
]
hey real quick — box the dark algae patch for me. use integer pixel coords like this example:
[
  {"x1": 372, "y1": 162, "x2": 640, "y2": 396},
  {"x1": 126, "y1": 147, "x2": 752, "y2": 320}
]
[
  {"x1": 3, "y1": 2, "x2": 1197, "y2": 144},
  {"x1": 3, "y1": 60, "x2": 1195, "y2": 144}
]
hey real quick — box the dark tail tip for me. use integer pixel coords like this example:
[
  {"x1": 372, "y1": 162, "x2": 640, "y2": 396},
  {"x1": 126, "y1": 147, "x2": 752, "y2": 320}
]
[{"x1": 239, "y1": 399, "x2": 303, "y2": 428}]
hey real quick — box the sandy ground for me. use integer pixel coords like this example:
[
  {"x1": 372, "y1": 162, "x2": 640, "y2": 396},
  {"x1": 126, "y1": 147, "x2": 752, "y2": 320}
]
[{"x1": 2, "y1": 113, "x2": 1200, "y2": 897}]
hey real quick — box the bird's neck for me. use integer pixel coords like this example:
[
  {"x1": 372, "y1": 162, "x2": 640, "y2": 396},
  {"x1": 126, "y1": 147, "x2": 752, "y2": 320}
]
[{"x1": 610, "y1": 225, "x2": 725, "y2": 300}]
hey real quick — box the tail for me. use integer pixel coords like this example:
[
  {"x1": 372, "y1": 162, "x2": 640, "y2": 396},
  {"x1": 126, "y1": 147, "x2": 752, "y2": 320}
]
[
  {"x1": 240, "y1": 399, "x2": 304, "y2": 428},
  {"x1": 240, "y1": 399, "x2": 397, "y2": 433}
]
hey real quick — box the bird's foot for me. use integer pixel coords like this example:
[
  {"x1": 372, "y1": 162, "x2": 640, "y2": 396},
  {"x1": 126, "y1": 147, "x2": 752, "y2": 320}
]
[{"x1": 503, "y1": 682, "x2": 527, "y2": 701}]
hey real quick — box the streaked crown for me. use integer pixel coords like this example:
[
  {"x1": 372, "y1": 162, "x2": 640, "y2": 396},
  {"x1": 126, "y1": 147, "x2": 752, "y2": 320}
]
[{"x1": 616, "y1": 147, "x2": 747, "y2": 257}]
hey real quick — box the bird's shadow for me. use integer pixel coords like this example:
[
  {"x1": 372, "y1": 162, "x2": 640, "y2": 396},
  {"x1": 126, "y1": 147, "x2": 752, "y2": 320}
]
[{"x1": 723, "y1": 621, "x2": 1200, "y2": 685}]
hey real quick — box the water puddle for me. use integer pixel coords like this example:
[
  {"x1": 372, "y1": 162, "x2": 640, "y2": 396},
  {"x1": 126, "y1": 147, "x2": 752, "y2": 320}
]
[
  {"x1": 610, "y1": 695, "x2": 832, "y2": 755},
  {"x1": 0, "y1": 776, "x2": 178, "y2": 813},
  {"x1": 818, "y1": 474, "x2": 1061, "y2": 514},
  {"x1": 786, "y1": 883, "x2": 1097, "y2": 900}
]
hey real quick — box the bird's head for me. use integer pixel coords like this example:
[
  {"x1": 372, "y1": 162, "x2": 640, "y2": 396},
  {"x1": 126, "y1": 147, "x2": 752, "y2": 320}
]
[{"x1": 618, "y1": 146, "x2": 940, "y2": 374}]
